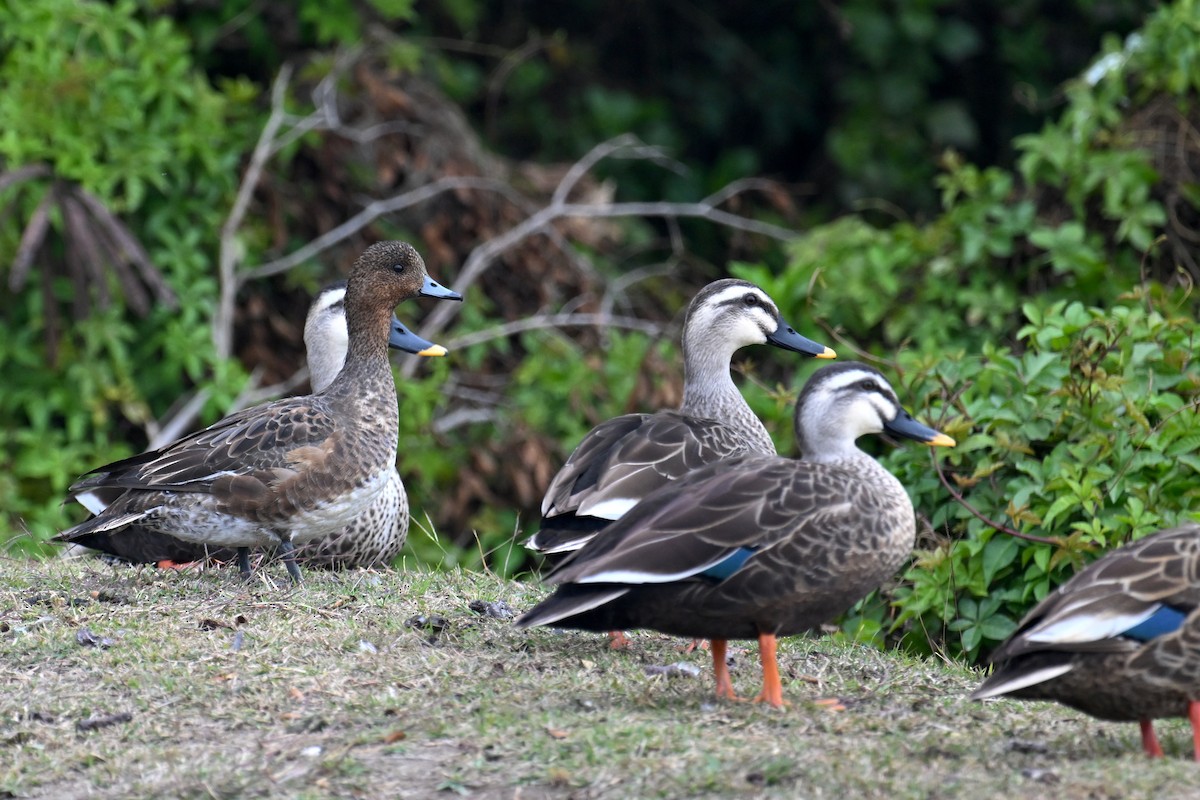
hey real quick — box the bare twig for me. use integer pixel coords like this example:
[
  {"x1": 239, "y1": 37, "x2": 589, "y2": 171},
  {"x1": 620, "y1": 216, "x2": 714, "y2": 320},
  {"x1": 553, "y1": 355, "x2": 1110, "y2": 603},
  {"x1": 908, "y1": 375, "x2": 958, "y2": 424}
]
[
  {"x1": 146, "y1": 389, "x2": 212, "y2": 450},
  {"x1": 0, "y1": 163, "x2": 52, "y2": 195},
  {"x1": 244, "y1": 176, "x2": 523, "y2": 281},
  {"x1": 9, "y1": 183, "x2": 53, "y2": 290},
  {"x1": 409, "y1": 196, "x2": 798, "y2": 359},
  {"x1": 443, "y1": 312, "x2": 665, "y2": 352},
  {"x1": 932, "y1": 454, "x2": 1062, "y2": 547},
  {"x1": 216, "y1": 63, "x2": 295, "y2": 359}
]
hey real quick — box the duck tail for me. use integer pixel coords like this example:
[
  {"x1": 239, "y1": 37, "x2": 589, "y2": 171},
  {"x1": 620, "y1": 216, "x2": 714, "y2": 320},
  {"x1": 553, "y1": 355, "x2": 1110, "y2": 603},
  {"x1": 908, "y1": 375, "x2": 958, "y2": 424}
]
[{"x1": 515, "y1": 584, "x2": 630, "y2": 630}]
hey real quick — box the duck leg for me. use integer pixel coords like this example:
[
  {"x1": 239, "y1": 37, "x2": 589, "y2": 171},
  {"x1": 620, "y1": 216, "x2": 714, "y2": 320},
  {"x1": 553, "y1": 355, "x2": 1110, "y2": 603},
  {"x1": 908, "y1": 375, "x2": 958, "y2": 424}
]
[
  {"x1": 752, "y1": 633, "x2": 787, "y2": 708},
  {"x1": 607, "y1": 631, "x2": 631, "y2": 649},
  {"x1": 1189, "y1": 700, "x2": 1200, "y2": 761},
  {"x1": 711, "y1": 639, "x2": 738, "y2": 700},
  {"x1": 279, "y1": 540, "x2": 302, "y2": 584},
  {"x1": 237, "y1": 548, "x2": 252, "y2": 579},
  {"x1": 1139, "y1": 719, "x2": 1164, "y2": 758}
]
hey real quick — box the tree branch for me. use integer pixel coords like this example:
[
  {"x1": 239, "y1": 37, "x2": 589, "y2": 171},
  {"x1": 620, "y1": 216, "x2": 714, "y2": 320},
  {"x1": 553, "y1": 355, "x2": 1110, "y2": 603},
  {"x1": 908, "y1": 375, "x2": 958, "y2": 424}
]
[
  {"x1": 216, "y1": 62, "x2": 294, "y2": 359},
  {"x1": 442, "y1": 312, "x2": 664, "y2": 352},
  {"x1": 931, "y1": 453, "x2": 1063, "y2": 547},
  {"x1": 243, "y1": 176, "x2": 524, "y2": 281}
]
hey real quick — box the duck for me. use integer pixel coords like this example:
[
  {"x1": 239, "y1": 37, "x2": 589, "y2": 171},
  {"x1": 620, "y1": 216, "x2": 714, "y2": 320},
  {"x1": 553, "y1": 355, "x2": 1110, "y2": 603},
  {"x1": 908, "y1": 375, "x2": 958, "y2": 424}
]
[
  {"x1": 517, "y1": 361, "x2": 956, "y2": 706},
  {"x1": 54, "y1": 241, "x2": 461, "y2": 582},
  {"x1": 970, "y1": 523, "x2": 1200, "y2": 760},
  {"x1": 62, "y1": 280, "x2": 438, "y2": 569},
  {"x1": 526, "y1": 278, "x2": 836, "y2": 557}
]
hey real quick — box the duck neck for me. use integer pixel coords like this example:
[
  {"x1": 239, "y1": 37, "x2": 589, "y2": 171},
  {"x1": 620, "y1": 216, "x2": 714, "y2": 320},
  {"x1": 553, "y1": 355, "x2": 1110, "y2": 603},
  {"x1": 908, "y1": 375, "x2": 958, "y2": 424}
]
[
  {"x1": 306, "y1": 338, "x2": 346, "y2": 394},
  {"x1": 678, "y1": 339, "x2": 775, "y2": 454},
  {"x1": 325, "y1": 300, "x2": 398, "y2": 410}
]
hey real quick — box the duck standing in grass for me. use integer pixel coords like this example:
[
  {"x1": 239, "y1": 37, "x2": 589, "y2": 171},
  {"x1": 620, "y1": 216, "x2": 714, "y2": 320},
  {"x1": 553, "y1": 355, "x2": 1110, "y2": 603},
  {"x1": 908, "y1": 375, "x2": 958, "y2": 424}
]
[
  {"x1": 971, "y1": 524, "x2": 1200, "y2": 760},
  {"x1": 527, "y1": 278, "x2": 836, "y2": 558},
  {"x1": 518, "y1": 362, "x2": 955, "y2": 706},
  {"x1": 62, "y1": 281, "x2": 437, "y2": 569},
  {"x1": 55, "y1": 241, "x2": 461, "y2": 583}
]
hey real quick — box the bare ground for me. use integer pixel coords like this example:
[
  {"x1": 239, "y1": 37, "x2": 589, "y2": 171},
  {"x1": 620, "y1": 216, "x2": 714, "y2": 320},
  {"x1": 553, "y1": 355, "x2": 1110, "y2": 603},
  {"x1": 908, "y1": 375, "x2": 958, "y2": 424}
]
[{"x1": 1, "y1": 557, "x2": 1196, "y2": 799}]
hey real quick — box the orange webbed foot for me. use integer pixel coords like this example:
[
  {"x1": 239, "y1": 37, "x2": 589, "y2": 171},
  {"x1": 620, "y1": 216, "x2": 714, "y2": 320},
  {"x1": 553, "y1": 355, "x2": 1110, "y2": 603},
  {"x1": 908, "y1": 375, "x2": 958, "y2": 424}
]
[{"x1": 607, "y1": 631, "x2": 631, "y2": 650}]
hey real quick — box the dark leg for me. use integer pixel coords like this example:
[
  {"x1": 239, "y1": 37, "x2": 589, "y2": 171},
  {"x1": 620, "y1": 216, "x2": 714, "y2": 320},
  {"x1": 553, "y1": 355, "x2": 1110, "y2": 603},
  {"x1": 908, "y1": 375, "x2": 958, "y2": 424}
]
[
  {"x1": 237, "y1": 547, "x2": 252, "y2": 579},
  {"x1": 279, "y1": 540, "x2": 302, "y2": 584}
]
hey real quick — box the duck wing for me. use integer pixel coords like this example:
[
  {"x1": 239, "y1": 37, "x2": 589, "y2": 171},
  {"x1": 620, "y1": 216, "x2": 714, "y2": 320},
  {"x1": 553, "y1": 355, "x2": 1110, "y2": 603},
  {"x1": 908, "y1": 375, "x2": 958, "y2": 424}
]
[
  {"x1": 531, "y1": 411, "x2": 751, "y2": 553},
  {"x1": 67, "y1": 396, "x2": 341, "y2": 504}
]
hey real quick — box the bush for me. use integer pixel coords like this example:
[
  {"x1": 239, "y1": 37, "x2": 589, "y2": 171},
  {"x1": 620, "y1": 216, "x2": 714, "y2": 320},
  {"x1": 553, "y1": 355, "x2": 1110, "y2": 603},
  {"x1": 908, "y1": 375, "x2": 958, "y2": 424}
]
[
  {"x1": 0, "y1": 0, "x2": 255, "y2": 552},
  {"x1": 732, "y1": 0, "x2": 1200, "y2": 661},
  {"x1": 887, "y1": 298, "x2": 1200, "y2": 660}
]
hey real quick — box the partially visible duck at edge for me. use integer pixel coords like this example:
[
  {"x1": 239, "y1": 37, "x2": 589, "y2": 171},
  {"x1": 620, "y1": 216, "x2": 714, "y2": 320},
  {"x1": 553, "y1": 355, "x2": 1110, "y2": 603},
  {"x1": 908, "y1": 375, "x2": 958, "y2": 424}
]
[{"x1": 972, "y1": 523, "x2": 1200, "y2": 760}]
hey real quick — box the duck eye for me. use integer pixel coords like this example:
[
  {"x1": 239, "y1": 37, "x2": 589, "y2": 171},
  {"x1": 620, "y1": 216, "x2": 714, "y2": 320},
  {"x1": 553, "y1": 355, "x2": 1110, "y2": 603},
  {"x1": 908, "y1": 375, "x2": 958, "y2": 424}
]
[
  {"x1": 743, "y1": 294, "x2": 759, "y2": 306},
  {"x1": 392, "y1": 262, "x2": 406, "y2": 274}
]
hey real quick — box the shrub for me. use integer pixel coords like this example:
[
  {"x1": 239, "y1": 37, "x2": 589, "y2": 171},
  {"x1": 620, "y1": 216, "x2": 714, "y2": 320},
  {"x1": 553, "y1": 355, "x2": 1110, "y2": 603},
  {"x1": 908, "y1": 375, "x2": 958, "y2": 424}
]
[
  {"x1": 733, "y1": 0, "x2": 1200, "y2": 661},
  {"x1": 0, "y1": 0, "x2": 255, "y2": 552}
]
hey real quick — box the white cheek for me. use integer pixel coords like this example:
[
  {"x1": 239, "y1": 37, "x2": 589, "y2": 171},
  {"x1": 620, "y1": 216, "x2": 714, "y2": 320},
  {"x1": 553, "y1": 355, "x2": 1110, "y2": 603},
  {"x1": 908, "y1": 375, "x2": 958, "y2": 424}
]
[
  {"x1": 843, "y1": 400, "x2": 885, "y2": 437},
  {"x1": 731, "y1": 314, "x2": 769, "y2": 345}
]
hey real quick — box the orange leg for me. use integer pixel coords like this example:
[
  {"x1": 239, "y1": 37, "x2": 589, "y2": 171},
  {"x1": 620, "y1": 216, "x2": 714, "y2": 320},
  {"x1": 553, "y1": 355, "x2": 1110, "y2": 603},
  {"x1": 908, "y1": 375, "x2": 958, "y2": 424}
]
[
  {"x1": 712, "y1": 639, "x2": 738, "y2": 701},
  {"x1": 1140, "y1": 719, "x2": 1164, "y2": 758},
  {"x1": 679, "y1": 639, "x2": 709, "y2": 654},
  {"x1": 1189, "y1": 701, "x2": 1200, "y2": 762},
  {"x1": 752, "y1": 633, "x2": 788, "y2": 708},
  {"x1": 156, "y1": 560, "x2": 198, "y2": 570},
  {"x1": 607, "y1": 631, "x2": 631, "y2": 650}
]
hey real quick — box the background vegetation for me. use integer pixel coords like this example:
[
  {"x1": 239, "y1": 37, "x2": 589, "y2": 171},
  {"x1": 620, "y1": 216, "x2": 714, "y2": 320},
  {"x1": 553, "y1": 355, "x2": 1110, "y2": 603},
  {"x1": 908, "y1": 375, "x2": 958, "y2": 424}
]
[{"x1": 2, "y1": 0, "x2": 1199, "y2": 666}]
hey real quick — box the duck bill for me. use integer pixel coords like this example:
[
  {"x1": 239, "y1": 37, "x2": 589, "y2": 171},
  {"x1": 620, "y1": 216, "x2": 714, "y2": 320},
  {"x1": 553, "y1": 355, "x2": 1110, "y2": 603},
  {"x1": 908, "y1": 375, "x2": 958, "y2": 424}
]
[
  {"x1": 766, "y1": 320, "x2": 836, "y2": 359},
  {"x1": 885, "y1": 410, "x2": 956, "y2": 447},
  {"x1": 389, "y1": 316, "x2": 447, "y2": 357},
  {"x1": 419, "y1": 276, "x2": 463, "y2": 301}
]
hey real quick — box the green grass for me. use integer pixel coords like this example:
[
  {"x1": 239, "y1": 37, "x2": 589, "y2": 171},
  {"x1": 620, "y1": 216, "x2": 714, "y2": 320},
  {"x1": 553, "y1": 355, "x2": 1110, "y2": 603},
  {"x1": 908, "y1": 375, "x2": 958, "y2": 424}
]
[{"x1": 1, "y1": 557, "x2": 1197, "y2": 799}]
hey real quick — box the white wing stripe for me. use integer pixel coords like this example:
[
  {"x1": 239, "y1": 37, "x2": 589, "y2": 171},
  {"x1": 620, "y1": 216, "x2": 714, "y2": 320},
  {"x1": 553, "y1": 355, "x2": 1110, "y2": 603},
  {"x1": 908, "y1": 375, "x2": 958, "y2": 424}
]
[{"x1": 1025, "y1": 606, "x2": 1159, "y2": 645}]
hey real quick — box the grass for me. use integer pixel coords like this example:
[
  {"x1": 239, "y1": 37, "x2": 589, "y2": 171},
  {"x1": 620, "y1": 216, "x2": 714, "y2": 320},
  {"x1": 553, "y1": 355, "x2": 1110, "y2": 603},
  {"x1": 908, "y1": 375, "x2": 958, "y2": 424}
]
[{"x1": 2, "y1": 557, "x2": 1198, "y2": 799}]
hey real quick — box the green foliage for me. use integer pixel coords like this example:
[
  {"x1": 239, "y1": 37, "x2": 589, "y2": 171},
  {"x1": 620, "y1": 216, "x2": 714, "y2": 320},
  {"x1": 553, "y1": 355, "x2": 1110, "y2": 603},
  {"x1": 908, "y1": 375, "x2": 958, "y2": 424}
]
[
  {"x1": 0, "y1": 0, "x2": 235, "y2": 210},
  {"x1": 731, "y1": 0, "x2": 1200, "y2": 662},
  {"x1": 409, "y1": 1, "x2": 1152, "y2": 214},
  {"x1": 887, "y1": 299, "x2": 1200, "y2": 661},
  {"x1": 0, "y1": 0, "x2": 255, "y2": 551},
  {"x1": 735, "y1": 1, "x2": 1197, "y2": 358}
]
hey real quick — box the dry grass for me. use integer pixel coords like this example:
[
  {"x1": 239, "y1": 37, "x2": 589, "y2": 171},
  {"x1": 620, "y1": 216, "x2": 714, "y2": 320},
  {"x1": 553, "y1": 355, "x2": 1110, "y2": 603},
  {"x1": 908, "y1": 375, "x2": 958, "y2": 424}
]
[{"x1": 1, "y1": 557, "x2": 1197, "y2": 799}]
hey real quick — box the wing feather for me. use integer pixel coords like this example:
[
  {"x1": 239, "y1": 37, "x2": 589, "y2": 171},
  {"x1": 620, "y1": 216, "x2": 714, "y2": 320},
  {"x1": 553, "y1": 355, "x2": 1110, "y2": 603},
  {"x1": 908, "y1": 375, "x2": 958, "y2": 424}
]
[
  {"x1": 68, "y1": 397, "x2": 338, "y2": 497},
  {"x1": 542, "y1": 412, "x2": 753, "y2": 520},
  {"x1": 548, "y1": 456, "x2": 862, "y2": 587}
]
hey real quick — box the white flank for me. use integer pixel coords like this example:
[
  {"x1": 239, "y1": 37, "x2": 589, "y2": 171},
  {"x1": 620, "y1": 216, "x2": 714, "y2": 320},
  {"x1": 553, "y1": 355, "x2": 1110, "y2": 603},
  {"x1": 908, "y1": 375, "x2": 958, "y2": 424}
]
[
  {"x1": 578, "y1": 554, "x2": 732, "y2": 585},
  {"x1": 1025, "y1": 606, "x2": 1158, "y2": 645},
  {"x1": 75, "y1": 491, "x2": 109, "y2": 516},
  {"x1": 579, "y1": 497, "x2": 637, "y2": 520},
  {"x1": 527, "y1": 535, "x2": 595, "y2": 555},
  {"x1": 970, "y1": 662, "x2": 1075, "y2": 700}
]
